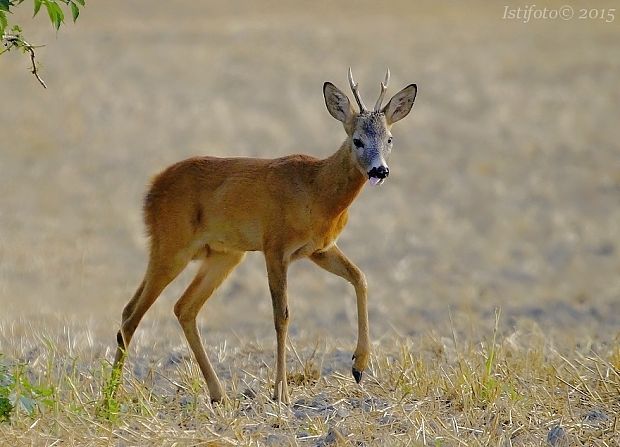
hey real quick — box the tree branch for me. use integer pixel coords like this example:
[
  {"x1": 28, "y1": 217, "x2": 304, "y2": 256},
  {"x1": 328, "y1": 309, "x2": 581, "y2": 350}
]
[{"x1": 2, "y1": 33, "x2": 47, "y2": 88}]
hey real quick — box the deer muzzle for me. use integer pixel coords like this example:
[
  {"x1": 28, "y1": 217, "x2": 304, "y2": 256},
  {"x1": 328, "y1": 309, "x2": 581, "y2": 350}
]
[{"x1": 367, "y1": 165, "x2": 389, "y2": 186}]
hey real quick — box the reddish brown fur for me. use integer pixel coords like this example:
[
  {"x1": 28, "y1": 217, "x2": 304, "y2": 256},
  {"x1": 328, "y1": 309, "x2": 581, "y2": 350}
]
[{"x1": 143, "y1": 145, "x2": 365, "y2": 261}]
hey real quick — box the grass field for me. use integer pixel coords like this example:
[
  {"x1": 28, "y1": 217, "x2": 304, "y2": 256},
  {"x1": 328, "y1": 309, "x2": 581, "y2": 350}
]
[{"x1": 1, "y1": 1, "x2": 619, "y2": 445}]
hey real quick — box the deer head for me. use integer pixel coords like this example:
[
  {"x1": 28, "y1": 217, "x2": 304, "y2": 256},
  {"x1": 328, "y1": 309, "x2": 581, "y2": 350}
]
[{"x1": 323, "y1": 68, "x2": 417, "y2": 186}]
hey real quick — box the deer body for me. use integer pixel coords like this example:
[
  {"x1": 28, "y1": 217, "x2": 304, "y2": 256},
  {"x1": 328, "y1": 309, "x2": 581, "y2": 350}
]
[
  {"x1": 112, "y1": 69, "x2": 417, "y2": 404},
  {"x1": 145, "y1": 145, "x2": 364, "y2": 260}
]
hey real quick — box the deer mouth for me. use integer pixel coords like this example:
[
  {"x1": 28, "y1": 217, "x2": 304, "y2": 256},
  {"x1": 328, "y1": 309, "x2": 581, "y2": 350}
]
[{"x1": 367, "y1": 166, "x2": 389, "y2": 186}]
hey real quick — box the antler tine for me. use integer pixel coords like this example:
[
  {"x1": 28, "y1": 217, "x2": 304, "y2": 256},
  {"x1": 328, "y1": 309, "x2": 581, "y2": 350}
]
[
  {"x1": 374, "y1": 67, "x2": 390, "y2": 112},
  {"x1": 348, "y1": 67, "x2": 367, "y2": 112}
]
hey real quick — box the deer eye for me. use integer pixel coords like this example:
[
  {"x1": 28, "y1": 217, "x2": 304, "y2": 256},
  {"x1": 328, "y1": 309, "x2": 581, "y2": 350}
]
[{"x1": 353, "y1": 138, "x2": 364, "y2": 149}]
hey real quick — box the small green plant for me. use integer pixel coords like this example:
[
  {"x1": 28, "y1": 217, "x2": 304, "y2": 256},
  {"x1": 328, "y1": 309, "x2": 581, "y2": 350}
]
[
  {"x1": 98, "y1": 361, "x2": 122, "y2": 421},
  {"x1": 0, "y1": 358, "x2": 14, "y2": 422},
  {"x1": 0, "y1": 355, "x2": 55, "y2": 422},
  {"x1": 0, "y1": 395, "x2": 12, "y2": 422},
  {"x1": 479, "y1": 309, "x2": 500, "y2": 401}
]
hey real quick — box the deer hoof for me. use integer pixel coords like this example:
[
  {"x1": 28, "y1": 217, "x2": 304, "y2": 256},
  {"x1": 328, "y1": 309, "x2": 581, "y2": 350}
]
[
  {"x1": 272, "y1": 391, "x2": 291, "y2": 405},
  {"x1": 209, "y1": 390, "x2": 227, "y2": 405},
  {"x1": 352, "y1": 367, "x2": 363, "y2": 384}
]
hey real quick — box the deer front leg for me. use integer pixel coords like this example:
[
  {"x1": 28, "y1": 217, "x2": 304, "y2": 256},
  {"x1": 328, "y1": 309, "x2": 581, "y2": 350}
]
[
  {"x1": 310, "y1": 245, "x2": 369, "y2": 383},
  {"x1": 265, "y1": 251, "x2": 291, "y2": 404}
]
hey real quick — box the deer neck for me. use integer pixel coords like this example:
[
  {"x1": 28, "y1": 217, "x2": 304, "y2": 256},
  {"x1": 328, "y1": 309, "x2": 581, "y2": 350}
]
[{"x1": 316, "y1": 140, "x2": 367, "y2": 217}]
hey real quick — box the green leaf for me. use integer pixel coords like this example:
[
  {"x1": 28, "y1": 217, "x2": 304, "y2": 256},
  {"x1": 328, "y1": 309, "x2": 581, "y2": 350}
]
[
  {"x1": 75, "y1": 0, "x2": 84, "y2": 6},
  {"x1": 53, "y1": 2, "x2": 64, "y2": 28},
  {"x1": 18, "y1": 395, "x2": 36, "y2": 415},
  {"x1": 46, "y1": 1, "x2": 64, "y2": 30},
  {"x1": 45, "y1": 3, "x2": 57, "y2": 27},
  {"x1": 0, "y1": 0, "x2": 9, "y2": 13},
  {"x1": 0, "y1": 396, "x2": 12, "y2": 422},
  {"x1": 0, "y1": 11, "x2": 7, "y2": 36},
  {"x1": 70, "y1": 1, "x2": 78, "y2": 22},
  {"x1": 33, "y1": 0, "x2": 42, "y2": 17},
  {"x1": 31, "y1": 384, "x2": 54, "y2": 398}
]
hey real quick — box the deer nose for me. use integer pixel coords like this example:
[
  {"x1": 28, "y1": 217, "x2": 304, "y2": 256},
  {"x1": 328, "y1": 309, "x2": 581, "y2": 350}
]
[{"x1": 368, "y1": 166, "x2": 389, "y2": 179}]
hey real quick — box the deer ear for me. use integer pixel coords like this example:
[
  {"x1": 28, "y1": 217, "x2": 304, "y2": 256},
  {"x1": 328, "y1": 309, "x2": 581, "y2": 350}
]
[
  {"x1": 323, "y1": 82, "x2": 354, "y2": 123},
  {"x1": 382, "y1": 84, "x2": 417, "y2": 125}
]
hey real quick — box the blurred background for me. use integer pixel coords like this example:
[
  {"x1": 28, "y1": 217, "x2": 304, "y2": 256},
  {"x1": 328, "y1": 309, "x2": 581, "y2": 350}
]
[{"x1": 1, "y1": 1, "x2": 618, "y2": 356}]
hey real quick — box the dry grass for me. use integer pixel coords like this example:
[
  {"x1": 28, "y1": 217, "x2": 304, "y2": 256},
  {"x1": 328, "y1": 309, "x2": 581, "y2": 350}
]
[{"x1": 1, "y1": 315, "x2": 619, "y2": 446}]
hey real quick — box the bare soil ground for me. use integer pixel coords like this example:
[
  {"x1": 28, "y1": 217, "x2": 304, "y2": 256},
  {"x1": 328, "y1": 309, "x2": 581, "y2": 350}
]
[{"x1": 1, "y1": 1, "x2": 619, "y2": 445}]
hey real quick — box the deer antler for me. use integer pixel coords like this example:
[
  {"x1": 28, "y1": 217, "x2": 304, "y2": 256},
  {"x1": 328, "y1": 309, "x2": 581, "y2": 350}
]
[
  {"x1": 348, "y1": 67, "x2": 367, "y2": 112},
  {"x1": 374, "y1": 68, "x2": 390, "y2": 112}
]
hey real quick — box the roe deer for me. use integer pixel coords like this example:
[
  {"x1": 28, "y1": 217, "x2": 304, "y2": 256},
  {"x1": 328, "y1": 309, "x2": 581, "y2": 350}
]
[{"x1": 112, "y1": 69, "x2": 417, "y2": 404}]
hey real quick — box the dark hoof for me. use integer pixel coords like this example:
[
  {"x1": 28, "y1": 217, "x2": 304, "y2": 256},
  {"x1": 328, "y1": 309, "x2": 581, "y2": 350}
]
[
  {"x1": 210, "y1": 393, "x2": 226, "y2": 405},
  {"x1": 352, "y1": 367, "x2": 363, "y2": 384}
]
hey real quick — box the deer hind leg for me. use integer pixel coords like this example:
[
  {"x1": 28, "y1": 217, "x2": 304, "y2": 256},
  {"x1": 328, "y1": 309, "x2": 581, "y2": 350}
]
[
  {"x1": 265, "y1": 250, "x2": 290, "y2": 404},
  {"x1": 113, "y1": 280, "x2": 145, "y2": 367},
  {"x1": 173, "y1": 250, "x2": 245, "y2": 403},
  {"x1": 113, "y1": 251, "x2": 190, "y2": 371},
  {"x1": 310, "y1": 245, "x2": 369, "y2": 384}
]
